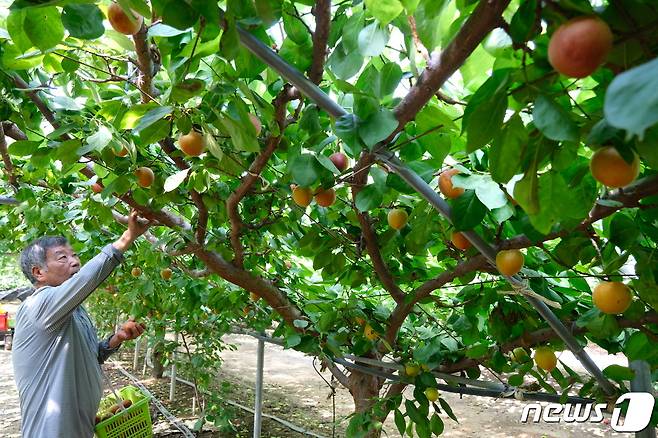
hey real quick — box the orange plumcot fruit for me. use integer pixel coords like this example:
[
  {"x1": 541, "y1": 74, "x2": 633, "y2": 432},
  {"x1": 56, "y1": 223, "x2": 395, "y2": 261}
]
[
  {"x1": 496, "y1": 249, "x2": 524, "y2": 276},
  {"x1": 107, "y1": 2, "x2": 143, "y2": 35},
  {"x1": 590, "y1": 147, "x2": 640, "y2": 188},
  {"x1": 160, "y1": 268, "x2": 172, "y2": 280},
  {"x1": 364, "y1": 324, "x2": 378, "y2": 341},
  {"x1": 249, "y1": 114, "x2": 262, "y2": 136},
  {"x1": 329, "y1": 152, "x2": 349, "y2": 172},
  {"x1": 424, "y1": 388, "x2": 439, "y2": 402},
  {"x1": 592, "y1": 281, "x2": 632, "y2": 314},
  {"x1": 113, "y1": 146, "x2": 129, "y2": 157},
  {"x1": 250, "y1": 292, "x2": 260, "y2": 301},
  {"x1": 548, "y1": 16, "x2": 613, "y2": 78},
  {"x1": 438, "y1": 169, "x2": 464, "y2": 199},
  {"x1": 284, "y1": 260, "x2": 292, "y2": 269},
  {"x1": 131, "y1": 267, "x2": 142, "y2": 277},
  {"x1": 292, "y1": 186, "x2": 313, "y2": 207},
  {"x1": 315, "y1": 188, "x2": 336, "y2": 207},
  {"x1": 178, "y1": 130, "x2": 206, "y2": 157},
  {"x1": 135, "y1": 167, "x2": 154, "y2": 188},
  {"x1": 91, "y1": 183, "x2": 103, "y2": 194},
  {"x1": 387, "y1": 208, "x2": 408, "y2": 230},
  {"x1": 534, "y1": 347, "x2": 557, "y2": 372},
  {"x1": 451, "y1": 231, "x2": 471, "y2": 251}
]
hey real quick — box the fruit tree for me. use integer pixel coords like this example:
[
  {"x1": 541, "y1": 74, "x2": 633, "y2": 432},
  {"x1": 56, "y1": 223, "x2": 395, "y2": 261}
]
[{"x1": 1, "y1": 0, "x2": 658, "y2": 436}]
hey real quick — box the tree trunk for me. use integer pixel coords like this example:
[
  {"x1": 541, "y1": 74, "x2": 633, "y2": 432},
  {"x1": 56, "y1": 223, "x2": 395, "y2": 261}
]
[
  {"x1": 348, "y1": 369, "x2": 385, "y2": 438},
  {"x1": 152, "y1": 342, "x2": 165, "y2": 378}
]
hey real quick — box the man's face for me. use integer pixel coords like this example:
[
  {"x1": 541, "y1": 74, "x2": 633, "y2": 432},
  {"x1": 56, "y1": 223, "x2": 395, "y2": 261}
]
[{"x1": 32, "y1": 245, "x2": 81, "y2": 287}]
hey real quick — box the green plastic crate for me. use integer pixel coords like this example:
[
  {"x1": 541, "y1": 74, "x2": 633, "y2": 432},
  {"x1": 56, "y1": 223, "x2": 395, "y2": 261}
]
[{"x1": 95, "y1": 385, "x2": 152, "y2": 438}]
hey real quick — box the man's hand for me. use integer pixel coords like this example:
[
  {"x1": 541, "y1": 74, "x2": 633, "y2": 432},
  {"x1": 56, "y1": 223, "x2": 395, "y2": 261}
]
[
  {"x1": 112, "y1": 210, "x2": 152, "y2": 253},
  {"x1": 108, "y1": 319, "x2": 147, "y2": 349}
]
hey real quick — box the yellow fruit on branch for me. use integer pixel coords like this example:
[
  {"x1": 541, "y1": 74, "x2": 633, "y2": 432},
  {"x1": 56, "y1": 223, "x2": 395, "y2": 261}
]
[
  {"x1": 178, "y1": 130, "x2": 206, "y2": 157},
  {"x1": 534, "y1": 347, "x2": 557, "y2": 372},
  {"x1": 439, "y1": 169, "x2": 464, "y2": 199},
  {"x1": 134, "y1": 167, "x2": 154, "y2": 188},
  {"x1": 292, "y1": 186, "x2": 313, "y2": 207},
  {"x1": 387, "y1": 208, "x2": 408, "y2": 230},
  {"x1": 590, "y1": 147, "x2": 640, "y2": 188},
  {"x1": 496, "y1": 249, "x2": 524, "y2": 276},
  {"x1": 592, "y1": 281, "x2": 632, "y2": 314},
  {"x1": 450, "y1": 231, "x2": 471, "y2": 250},
  {"x1": 107, "y1": 2, "x2": 143, "y2": 35}
]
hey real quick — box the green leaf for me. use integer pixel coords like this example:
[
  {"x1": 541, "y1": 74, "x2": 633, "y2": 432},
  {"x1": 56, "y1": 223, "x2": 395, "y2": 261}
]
[
  {"x1": 533, "y1": 95, "x2": 578, "y2": 142},
  {"x1": 463, "y1": 70, "x2": 510, "y2": 129},
  {"x1": 218, "y1": 115, "x2": 259, "y2": 153},
  {"x1": 355, "y1": 185, "x2": 384, "y2": 212},
  {"x1": 291, "y1": 154, "x2": 322, "y2": 187},
  {"x1": 24, "y1": 6, "x2": 64, "y2": 52},
  {"x1": 450, "y1": 190, "x2": 487, "y2": 231},
  {"x1": 405, "y1": 400, "x2": 424, "y2": 424},
  {"x1": 81, "y1": 126, "x2": 112, "y2": 154},
  {"x1": 602, "y1": 365, "x2": 635, "y2": 382},
  {"x1": 465, "y1": 343, "x2": 489, "y2": 358},
  {"x1": 282, "y1": 6, "x2": 310, "y2": 45},
  {"x1": 364, "y1": 0, "x2": 403, "y2": 26},
  {"x1": 156, "y1": 0, "x2": 198, "y2": 30},
  {"x1": 490, "y1": 114, "x2": 527, "y2": 183},
  {"x1": 148, "y1": 23, "x2": 188, "y2": 37},
  {"x1": 415, "y1": 416, "x2": 431, "y2": 438},
  {"x1": 509, "y1": 0, "x2": 538, "y2": 43},
  {"x1": 279, "y1": 38, "x2": 313, "y2": 72},
  {"x1": 508, "y1": 374, "x2": 524, "y2": 386},
  {"x1": 609, "y1": 213, "x2": 640, "y2": 248},
  {"x1": 514, "y1": 162, "x2": 539, "y2": 215},
  {"x1": 7, "y1": 9, "x2": 32, "y2": 52},
  {"x1": 358, "y1": 108, "x2": 398, "y2": 149},
  {"x1": 430, "y1": 414, "x2": 444, "y2": 435},
  {"x1": 317, "y1": 311, "x2": 336, "y2": 333},
  {"x1": 604, "y1": 56, "x2": 658, "y2": 139},
  {"x1": 358, "y1": 22, "x2": 388, "y2": 57},
  {"x1": 219, "y1": 15, "x2": 240, "y2": 60},
  {"x1": 61, "y1": 4, "x2": 105, "y2": 40},
  {"x1": 327, "y1": 42, "x2": 364, "y2": 80},
  {"x1": 164, "y1": 168, "x2": 190, "y2": 192},
  {"x1": 439, "y1": 398, "x2": 458, "y2": 422},
  {"x1": 465, "y1": 92, "x2": 508, "y2": 152},
  {"x1": 625, "y1": 332, "x2": 650, "y2": 361},
  {"x1": 8, "y1": 140, "x2": 41, "y2": 156},
  {"x1": 120, "y1": 104, "x2": 159, "y2": 129},
  {"x1": 134, "y1": 106, "x2": 173, "y2": 134},
  {"x1": 394, "y1": 409, "x2": 406, "y2": 436},
  {"x1": 171, "y1": 80, "x2": 206, "y2": 103}
]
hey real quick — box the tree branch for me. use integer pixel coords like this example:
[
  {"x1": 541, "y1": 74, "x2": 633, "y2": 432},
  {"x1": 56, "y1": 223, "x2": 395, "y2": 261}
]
[
  {"x1": 13, "y1": 75, "x2": 66, "y2": 134},
  {"x1": 0, "y1": 122, "x2": 19, "y2": 191},
  {"x1": 308, "y1": 0, "x2": 331, "y2": 84},
  {"x1": 351, "y1": 154, "x2": 406, "y2": 304},
  {"x1": 393, "y1": 0, "x2": 511, "y2": 129},
  {"x1": 133, "y1": 24, "x2": 155, "y2": 103},
  {"x1": 323, "y1": 358, "x2": 350, "y2": 388},
  {"x1": 1, "y1": 121, "x2": 28, "y2": 141},
  {"x1": 195, "y1": 247, "x2": 306, "y2": 327},
  {"x1": 227, "y1": 85, "x2": 297, "y2": 268}
]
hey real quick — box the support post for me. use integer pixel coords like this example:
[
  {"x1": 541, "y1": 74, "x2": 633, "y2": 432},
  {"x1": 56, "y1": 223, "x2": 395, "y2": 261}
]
[
  {"x1": 630, "y1": 360, "x2": 656, "y2": 438},
  {"x1": 254, "y1": 336, "x2": 265, "y2": 438},
  {"x1": 133, "y1": 337, "x2": 141, "y2": 371},
  {"x1": 170, "y1": 332, "x2": 178, "y2": 402},
  {"x1": 230, "y1": 16, "x2": 616, "y2": 396}
]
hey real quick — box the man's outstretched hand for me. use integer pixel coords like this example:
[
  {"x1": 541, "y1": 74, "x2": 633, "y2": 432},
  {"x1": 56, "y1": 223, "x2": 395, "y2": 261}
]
[
  {"x1": 108, "y1": 319, "x2": 147, "y2": 349},
  {"x1": 112, "y1": 210, "x2": 153, "y2": 253}
]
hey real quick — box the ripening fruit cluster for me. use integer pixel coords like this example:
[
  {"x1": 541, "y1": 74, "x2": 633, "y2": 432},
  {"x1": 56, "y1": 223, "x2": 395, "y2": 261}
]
[{"x1": 291, "y1": 152, "x2": 349, "y2": 209}]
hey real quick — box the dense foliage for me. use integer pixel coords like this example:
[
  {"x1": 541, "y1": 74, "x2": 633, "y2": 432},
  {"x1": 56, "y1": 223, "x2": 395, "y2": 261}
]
[{"x1": 1, "y1": 0, "x2": 658, "y2": 435}]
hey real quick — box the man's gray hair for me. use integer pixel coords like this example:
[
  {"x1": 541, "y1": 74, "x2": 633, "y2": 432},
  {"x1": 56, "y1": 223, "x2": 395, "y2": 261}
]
[{"x1": 20, "y1": 236, "x2": 70, "y2": 284}]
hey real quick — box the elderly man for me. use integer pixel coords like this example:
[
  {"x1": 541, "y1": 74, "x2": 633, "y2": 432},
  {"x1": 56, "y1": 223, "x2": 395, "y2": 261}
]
[{"x1": 12, "y1": 210, "x2": 149, "y2": 438}]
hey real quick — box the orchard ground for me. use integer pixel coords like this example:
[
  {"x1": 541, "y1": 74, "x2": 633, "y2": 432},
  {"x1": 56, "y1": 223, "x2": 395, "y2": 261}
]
[{"x1": 0, "y1": 324, "x2": 622, "y2": 437}]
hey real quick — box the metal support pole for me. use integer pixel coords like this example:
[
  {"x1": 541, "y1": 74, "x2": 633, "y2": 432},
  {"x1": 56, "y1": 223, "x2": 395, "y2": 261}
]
[
  {"x1": 133, "y1": 337, "x2": 141, "y2": 371},
  {"x1": 231, "y1": 18, "x2": 616, "y2": 396},
  {"x1": 630, "y1": 360, "x2": 656, "y2": 438},
  {"x1": 254, "y1": 337, "x2": 265, "y2": 438},
  {"x1": 170, "y1": 332, "x2": 178, "y2": 402}
]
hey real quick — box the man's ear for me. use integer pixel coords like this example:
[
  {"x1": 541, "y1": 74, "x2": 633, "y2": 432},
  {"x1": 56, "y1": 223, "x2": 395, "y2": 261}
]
[{"x1": 32, "y1": 265, "x2": 47, "y2": 283}]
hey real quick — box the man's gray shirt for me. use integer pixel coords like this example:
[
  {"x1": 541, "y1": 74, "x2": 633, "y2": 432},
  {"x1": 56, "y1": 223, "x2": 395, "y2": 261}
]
[{"x1": 12, "y1": 244, "x2": 124, "y2": 438}]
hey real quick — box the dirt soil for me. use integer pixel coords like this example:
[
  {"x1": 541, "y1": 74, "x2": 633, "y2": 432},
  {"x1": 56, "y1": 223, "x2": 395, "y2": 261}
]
[{"x1": 0, "y1": 334, "x2": 628, "y2": 437}]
